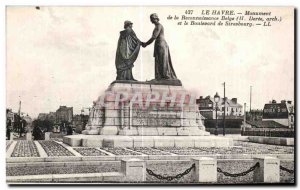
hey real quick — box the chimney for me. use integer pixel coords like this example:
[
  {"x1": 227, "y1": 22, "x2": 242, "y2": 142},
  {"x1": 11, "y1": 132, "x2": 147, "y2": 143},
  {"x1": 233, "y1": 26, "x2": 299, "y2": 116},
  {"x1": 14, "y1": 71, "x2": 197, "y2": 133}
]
[
  {"x1": 232, "y1": 98, "x2": 237, "y2": 104},
  {"x1": 281, "y1": 100, "x2": 286, "y2": 104},
  {"x1": 272, "y1": 100, "x2": 277, "y2": 103},
  {"x1": 199, "y1": 96, "x2": 203, "y2": 99},
  {"x1": 287, "y1": 100, "x2": 292, "y2": 104}
]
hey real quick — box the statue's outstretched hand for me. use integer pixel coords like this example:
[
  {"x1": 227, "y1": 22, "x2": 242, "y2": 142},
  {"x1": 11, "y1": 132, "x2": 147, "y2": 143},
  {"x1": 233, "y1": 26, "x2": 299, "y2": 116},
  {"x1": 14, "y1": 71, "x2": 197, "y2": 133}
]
[{"x1": 141, "y1": 42, "x2": 147, "y2": 48}]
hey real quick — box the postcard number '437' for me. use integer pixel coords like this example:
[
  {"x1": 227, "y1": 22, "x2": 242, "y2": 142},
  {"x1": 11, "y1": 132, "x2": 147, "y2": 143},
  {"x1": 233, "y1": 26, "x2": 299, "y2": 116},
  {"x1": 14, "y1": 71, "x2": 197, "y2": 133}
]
[{"x1": 185, "y1": 10, "x2": 193, "y2": 14}]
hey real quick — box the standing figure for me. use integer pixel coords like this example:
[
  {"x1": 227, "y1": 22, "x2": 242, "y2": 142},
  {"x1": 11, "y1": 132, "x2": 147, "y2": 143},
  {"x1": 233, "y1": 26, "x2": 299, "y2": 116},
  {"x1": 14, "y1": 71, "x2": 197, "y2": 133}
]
[
  {"x1": 115, "y1": 20, "x2": 141, "y2": 81},
  {"x1": 6, "y1": 119, "x2": 11, "y2": 140},
  {"x1": 142, "y1": 13, "x2": 177, "y2": 80}
]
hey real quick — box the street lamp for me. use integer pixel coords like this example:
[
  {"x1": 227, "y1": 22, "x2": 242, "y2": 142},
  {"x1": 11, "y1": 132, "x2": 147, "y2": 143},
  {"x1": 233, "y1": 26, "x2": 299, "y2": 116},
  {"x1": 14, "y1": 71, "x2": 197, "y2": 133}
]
[{"x1": 214, "y1": 92, "x2": 220, "y2": 136}]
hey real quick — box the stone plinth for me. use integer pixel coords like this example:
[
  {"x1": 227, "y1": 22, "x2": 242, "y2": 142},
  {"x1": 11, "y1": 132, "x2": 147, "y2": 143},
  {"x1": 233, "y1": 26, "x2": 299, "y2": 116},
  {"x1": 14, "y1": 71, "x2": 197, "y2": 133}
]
[
  {"x1": 63, "y1": 135, "x2": 233, "y2": 148},
  {"x1": 10, "y1": 133, "x2": 14, "y2": 141},
  {"x1": 26, "y1": 133, "x2": 32, "y2": 141},
  {"x1": 253, "y1": 156, "x2": 280, "y2": 183},
  {"x1": 192, "y1": 157, "x2": 217, "y2": 183},
  {"x1": 82, "y1": 81, "x2": 209, "y2": 136},
  {"x1": 121, "y1": 158, "x2": 146, "y2": 182},
  {"x1": 248, "y1": 136, "x2": 294, "y2": 146},
  {"x1": 44, "y1": 132, "x2": 51, "y2": 140}
]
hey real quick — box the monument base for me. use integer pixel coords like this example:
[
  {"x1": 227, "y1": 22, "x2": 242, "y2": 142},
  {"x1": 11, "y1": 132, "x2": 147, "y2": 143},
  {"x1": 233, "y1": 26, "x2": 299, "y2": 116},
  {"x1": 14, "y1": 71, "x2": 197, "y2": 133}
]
[
  {"x1": 83, "y1": 82, "x2": 210, "y2": 136},
  {"x1": 118, "y1": 126, "x2": 209, "y2": 136},
  {"x1": 63, "y1": 135, "x2": 233, "y2": 148},
  {"x1": 111, "y1": 79, "x2": 182, "y2": 86}
]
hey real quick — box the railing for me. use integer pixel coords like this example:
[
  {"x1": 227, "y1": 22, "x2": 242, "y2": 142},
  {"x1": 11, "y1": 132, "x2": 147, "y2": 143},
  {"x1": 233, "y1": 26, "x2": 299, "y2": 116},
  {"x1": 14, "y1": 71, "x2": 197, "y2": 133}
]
[
  {"x1": 7, "y1": 157, "x2": 294, "y2": 183},
  {"x1": 241, "y1": 127, "x2": 294, "y2": 137},
  {"x1": 146, "y1": 157, "x2": 293, "y2": 183},
  {"x1": 146, "y1": 163, "x2": 195, "y2": 181}
]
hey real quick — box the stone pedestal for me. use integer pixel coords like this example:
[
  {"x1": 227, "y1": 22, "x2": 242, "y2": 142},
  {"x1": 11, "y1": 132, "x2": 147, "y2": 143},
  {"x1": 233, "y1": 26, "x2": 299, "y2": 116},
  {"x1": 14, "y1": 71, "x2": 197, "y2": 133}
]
[
  {"x1": 82, "y1": 81, "x2": 209, "y2": 136},
  {"x1": 253, "y1": 156, "x2": 280, "y2": 183},
  {"x1": 121, "y1": 158, "x2": 146, "y2": 182},
  {"x1": 26, "y1": 133, "x2": 32, "y2": 140},
  {"x1": 100, "y1": 126, "x2": 118, "y2": 135},
  {"x1": 44, "y1": 132, "x2": 51, "y2": 140},
  {"x1": 63, "y1": 135, "x2": 233, "y2": 148},
  {"x1": 192, "y1": 157, "x2": 217, "y2": 183}
]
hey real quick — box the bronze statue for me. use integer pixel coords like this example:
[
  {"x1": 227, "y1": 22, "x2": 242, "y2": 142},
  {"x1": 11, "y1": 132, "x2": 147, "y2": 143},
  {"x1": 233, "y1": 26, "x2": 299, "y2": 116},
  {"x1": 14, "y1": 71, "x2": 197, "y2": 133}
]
[
  {"x1": 142, "y1": 13, "x2": 178, "y2": 81},
  {"x1": 115, "y1": 20, "x2": 141, "y2": 81}
]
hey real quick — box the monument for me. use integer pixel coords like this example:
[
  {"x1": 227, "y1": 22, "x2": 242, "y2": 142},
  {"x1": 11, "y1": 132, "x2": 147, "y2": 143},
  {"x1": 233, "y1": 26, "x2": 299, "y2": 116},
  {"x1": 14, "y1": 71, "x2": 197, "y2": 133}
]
[{"x1": 64, "y1": 14, "x2": 233, "y2": 148}]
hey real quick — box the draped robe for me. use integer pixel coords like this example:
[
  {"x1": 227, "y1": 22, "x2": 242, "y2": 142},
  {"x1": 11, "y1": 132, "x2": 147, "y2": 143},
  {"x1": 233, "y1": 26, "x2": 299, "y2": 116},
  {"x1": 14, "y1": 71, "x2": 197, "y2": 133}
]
[
  {"x1": 152, "y1": 23, "x2": 177, "y2": 80},
  {"x1": 115, "y1": 28, "x2": 140, "y2": 80}
]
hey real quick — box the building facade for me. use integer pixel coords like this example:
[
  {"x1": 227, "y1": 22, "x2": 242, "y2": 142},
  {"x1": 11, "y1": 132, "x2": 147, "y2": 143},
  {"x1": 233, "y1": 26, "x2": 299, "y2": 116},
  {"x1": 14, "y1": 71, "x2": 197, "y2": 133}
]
[
  {"x1": 37, "y1": 113, "x2": 47, "y2": 121},
  {"x1": 55, "y1": 106, "x2": 73, "y2": 123},
  {"x1": 36, "y1": 106, "x2": 74, "y2": 133},
  {"x1": 262, "y1": 100, "x2": 294, "y2": 128},
  {"x1": 196, "y1": 96, "x2": 243, "y2": 119},
  {"x1": 46, "y1": 112, "x2": 56, "y2": 123}
]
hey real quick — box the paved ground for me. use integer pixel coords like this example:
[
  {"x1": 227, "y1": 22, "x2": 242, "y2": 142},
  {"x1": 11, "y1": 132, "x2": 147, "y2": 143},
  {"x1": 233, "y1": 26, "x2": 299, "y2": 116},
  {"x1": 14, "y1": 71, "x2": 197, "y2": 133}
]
[
  {"x1": 6, "y1": 160, "x2": 294, "y2": 183},
  {"x1": 6, "y1": 139, "x2": 295, "y2": 184},
  {"x1": 7, "y1": 140, "x2": 294, "y2": 157}
]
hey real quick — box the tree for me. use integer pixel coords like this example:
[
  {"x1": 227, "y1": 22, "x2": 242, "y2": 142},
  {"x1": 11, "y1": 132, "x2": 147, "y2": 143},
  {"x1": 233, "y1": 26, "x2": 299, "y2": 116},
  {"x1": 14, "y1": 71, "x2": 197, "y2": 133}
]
[{"x1": 32, "y1": 119, "x2": 54, "y2": 138}]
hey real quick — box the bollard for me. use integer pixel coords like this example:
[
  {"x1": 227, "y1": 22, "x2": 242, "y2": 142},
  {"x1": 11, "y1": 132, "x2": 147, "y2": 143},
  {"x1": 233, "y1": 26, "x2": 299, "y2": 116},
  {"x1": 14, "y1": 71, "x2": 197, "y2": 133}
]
[
  {"x1": 253, "y1": 156, "x2": 280, "y2": 183},
  {"x1": 26, "y1": 132, "x2": 32, "y2": 140},
  {"x1": 10, "y1": 133, "x2": 14, "y2": 141},
  {"x1": 121, "y1": 158, "x2": 146, "y2": 182},
  {"x1": 44, "y1": 132, "x2": 51, "y2": 140},
  {"x1": 192, "y1": 157, "x2": 217, "y2": 183}
]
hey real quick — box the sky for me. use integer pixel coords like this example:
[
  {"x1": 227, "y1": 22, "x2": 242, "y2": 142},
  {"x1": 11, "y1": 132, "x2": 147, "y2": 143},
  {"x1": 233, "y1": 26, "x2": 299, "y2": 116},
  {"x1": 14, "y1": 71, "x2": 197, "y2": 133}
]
[{"x1": 6, "y1": 6, "x2": 294, "y2": 118}]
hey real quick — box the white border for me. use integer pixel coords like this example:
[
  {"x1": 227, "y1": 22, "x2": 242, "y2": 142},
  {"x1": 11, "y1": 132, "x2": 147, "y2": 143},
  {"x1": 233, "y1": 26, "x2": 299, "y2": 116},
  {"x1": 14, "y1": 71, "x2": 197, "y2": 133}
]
[{"x1": 1, "y1": 0, "x2": 298, "y2": 189}]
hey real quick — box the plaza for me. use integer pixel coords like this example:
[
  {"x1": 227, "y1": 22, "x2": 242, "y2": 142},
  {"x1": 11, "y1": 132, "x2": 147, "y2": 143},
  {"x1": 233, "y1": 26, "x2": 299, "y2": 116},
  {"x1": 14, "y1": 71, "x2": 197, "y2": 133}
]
[{"x1": 6, "y1": 137, "x2": 294, "y2": 184}]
